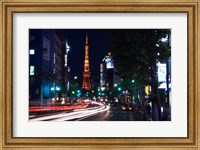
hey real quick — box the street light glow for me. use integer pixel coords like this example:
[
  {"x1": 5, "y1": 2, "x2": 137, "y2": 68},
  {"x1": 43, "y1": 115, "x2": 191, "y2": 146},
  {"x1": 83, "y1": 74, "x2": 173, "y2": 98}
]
[
  {"x1": 118, "y1": 87, "x2": 122, "y2": 91},
  {"x1": 56, "y1": 86, "x2": 60, "y2": 91}
]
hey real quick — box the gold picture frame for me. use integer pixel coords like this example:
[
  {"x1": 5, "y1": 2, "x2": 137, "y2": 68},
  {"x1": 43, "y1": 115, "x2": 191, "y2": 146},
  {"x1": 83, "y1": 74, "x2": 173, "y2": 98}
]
[{"x1": 0, "y1": 0, "x2": 199, "y2": 149}]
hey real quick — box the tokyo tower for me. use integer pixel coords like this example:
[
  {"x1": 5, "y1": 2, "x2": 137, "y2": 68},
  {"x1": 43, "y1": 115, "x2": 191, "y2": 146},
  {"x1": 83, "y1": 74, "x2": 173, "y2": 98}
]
[{"x1": 82, "y1": 33, "x2": 92, "y2": 91}]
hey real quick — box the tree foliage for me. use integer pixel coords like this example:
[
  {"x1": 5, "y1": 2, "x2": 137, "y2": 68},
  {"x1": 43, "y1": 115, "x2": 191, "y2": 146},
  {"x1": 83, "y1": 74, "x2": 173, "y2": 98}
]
[
  {"x1": 103, "y1": 29, "x2": 170, "y2": 120},
  {"x1": 104, "y1": 29, "x2": 170, "y2": 90}
]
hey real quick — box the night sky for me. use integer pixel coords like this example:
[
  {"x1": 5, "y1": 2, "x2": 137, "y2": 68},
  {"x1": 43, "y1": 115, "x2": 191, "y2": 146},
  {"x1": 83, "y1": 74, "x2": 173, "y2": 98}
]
[{"x1": 64, "y1": 29, "x2": 108, "y2": 85}]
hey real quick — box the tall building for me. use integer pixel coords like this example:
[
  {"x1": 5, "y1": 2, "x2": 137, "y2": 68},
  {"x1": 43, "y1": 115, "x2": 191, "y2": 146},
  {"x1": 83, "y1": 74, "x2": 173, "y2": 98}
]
[
  {"x1": 64, "y1": 40, "x2": 70, "y2": 97},
  {"x1": 157, "y1": 33, "x2": 171, "y2": 107},
  {"x1": 100, "y1": 52, "x2": 120, "y2": 98},
  {"x1": 56, "y1": 30, "x2": 70, "y2": 99},
  {"x1": 54, "y1": 34, "x2": 62, "y2": 92},
  {"x1": 100, "y1": 52, "x2": 114, "y2": 91},
  {"x1": 82, "y1": 33, "x2": 92, "y2": 91},
  {"x1": 29, "y1": 29, "x2": 64, "y2": 102}
]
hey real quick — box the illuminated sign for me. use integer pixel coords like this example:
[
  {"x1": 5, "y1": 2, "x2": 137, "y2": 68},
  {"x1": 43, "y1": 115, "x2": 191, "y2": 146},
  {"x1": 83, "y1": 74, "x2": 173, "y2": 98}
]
[
  {"x1": 65, "y1": 42, "x2": 70, "y2": 52},
  {"x1": 65, "y1": 54, "x2": 67, "y2": 67},
  {"x1": 105, "y1": 56, "x2": 114, "y2": 69},
  {"x1": 100, "y1": 63, "x2": 103, "y2": 72},
  {"x1": 157, "y1": 62, "x2": 166, "y2": 89},
  {"x1": 30, "y1": 66, "x2": 34, "y2": 76}
]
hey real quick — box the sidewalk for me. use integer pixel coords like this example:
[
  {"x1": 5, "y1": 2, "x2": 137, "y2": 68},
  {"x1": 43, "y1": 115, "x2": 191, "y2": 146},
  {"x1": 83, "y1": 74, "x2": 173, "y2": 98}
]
[
  {"x1": 132, "y1": 110, "x2": 148, "y2": 121},
  {"x1": 161, "y1": 106, "x2": 171, "y2": 121},
  {"x1": 136, "y1": 105, "x2": 171, "y2": 121}
]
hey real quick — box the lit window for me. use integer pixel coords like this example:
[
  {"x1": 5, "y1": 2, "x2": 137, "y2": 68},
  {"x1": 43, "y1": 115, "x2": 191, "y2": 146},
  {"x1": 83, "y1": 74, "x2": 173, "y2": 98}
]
[
  {"x1": 30, "y1": 66, "x2": 34, "y2": 75},
  {"x1": 53, "y1": 53, "x2": 56, "y2": 64},
  {"x1": 30, "y1": 49, "x2": 35, "y2": 55}
]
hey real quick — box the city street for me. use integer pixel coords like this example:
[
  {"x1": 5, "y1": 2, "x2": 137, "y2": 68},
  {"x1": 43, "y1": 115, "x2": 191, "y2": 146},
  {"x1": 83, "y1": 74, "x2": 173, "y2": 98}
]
[
  {"x1": 29, "y1": 29, "x2": 171, "y2": 122},
  {"x1": 79, "y1": 107, "x2": 138, "y2": 121}
]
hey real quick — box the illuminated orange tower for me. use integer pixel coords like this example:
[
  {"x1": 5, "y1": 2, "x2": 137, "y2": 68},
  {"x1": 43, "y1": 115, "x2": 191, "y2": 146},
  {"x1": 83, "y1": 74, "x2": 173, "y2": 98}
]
[{"x1": 82, "y1": 33, "x2": 92, "y2": 91}]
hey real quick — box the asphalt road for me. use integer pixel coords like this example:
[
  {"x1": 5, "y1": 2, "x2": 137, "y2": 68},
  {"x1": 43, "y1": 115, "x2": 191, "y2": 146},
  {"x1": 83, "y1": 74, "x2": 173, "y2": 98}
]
[
  {"x1": 79, "y1": 107, "x2": 134, "y2": 121},
  {"x1": 29, "y1": 105, "x2": 147, "y2": 121}
]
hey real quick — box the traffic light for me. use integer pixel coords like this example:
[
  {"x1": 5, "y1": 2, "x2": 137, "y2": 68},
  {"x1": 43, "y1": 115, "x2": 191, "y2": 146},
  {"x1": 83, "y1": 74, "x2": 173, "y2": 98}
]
[
  {"x1": 50, "y1": 87, "x2": 55, "y2": 91},
  {"x1": 51, "y1": 86, "x2": 60, "y2": 91},
  {"x1": 118, "y1": 87, "x2": 122, "y2": 91},
  {"x1": 56, "y1": 86, "x2": 60, "y2": 91}
]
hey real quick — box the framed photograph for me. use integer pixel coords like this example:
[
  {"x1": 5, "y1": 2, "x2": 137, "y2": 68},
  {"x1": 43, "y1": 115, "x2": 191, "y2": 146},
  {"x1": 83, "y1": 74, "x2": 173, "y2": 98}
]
[{"x1": 0, "y1": 0, "x2": 199, "y2": 149}]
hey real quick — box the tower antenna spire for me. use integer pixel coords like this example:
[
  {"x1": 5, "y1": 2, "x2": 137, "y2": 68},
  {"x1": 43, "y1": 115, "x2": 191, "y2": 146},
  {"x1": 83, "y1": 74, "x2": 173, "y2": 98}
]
[{"x1": 82, "y1": 33, "x2": 92, "y2": 91}]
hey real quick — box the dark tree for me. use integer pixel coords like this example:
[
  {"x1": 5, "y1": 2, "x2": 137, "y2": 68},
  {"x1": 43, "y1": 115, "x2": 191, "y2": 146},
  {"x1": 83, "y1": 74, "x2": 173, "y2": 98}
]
[{"x1": 104, "y1": 29, "x2": 170, "y2": 120}]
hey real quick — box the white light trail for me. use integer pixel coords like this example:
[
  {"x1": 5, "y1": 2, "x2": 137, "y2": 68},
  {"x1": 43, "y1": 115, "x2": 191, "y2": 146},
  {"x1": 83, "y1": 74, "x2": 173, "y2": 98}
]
[{"x1": 29, "y1": 105, "x2": 109, "y2": 121}]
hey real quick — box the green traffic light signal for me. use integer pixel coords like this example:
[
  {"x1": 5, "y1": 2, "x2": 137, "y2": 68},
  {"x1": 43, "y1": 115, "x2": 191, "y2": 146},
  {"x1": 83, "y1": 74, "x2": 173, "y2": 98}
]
[
  {"x1": 118, "y1": 87, "x2": 122, "y2": 91},
  {"x1": 56, "y1": 87, "x2": 60, "y2": 91},
  {"x1": 51, "y1": 86, "x2": 61, "y2": 91}
]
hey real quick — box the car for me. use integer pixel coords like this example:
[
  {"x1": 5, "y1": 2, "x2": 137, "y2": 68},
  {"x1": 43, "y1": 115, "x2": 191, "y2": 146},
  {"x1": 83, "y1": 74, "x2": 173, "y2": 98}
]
[
  {"x1": 121, "y1": 105, "x2": 126, "y2": 110},
  {"x1": 121, "y1": 103, "x2": 133, "y2": 111}
]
